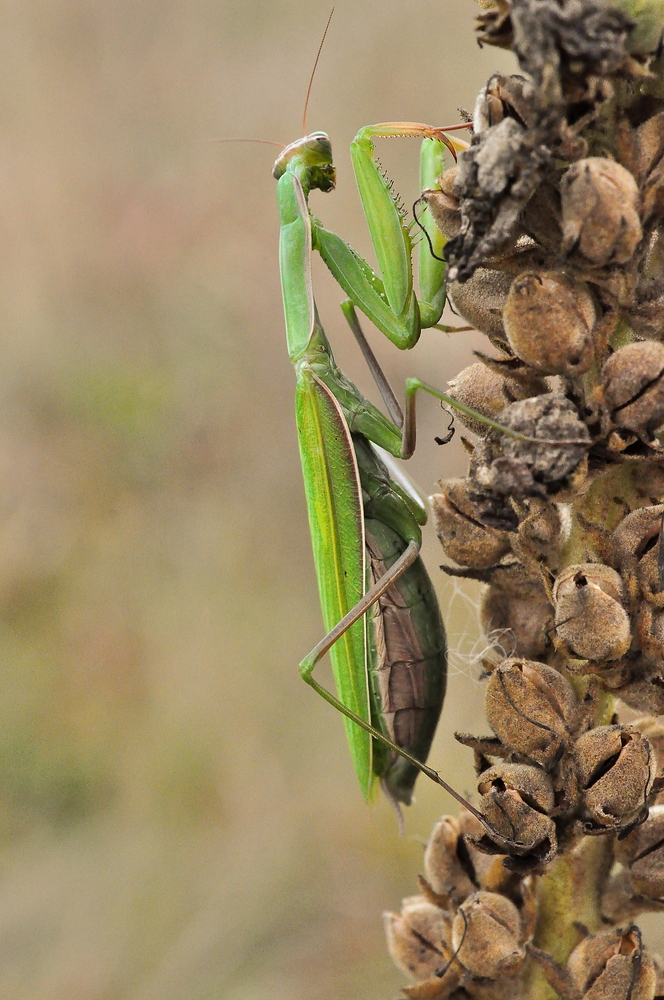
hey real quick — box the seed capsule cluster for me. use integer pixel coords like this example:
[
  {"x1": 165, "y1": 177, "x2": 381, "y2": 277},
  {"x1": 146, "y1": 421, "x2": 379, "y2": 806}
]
[{"x1": 387, "y1": 1, "x2": 664, "y2": 996}]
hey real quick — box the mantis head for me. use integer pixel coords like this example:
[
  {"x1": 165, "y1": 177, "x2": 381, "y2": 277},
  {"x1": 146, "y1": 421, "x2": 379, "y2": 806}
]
[{"x1": 272, "y1": 132, "x2": 336, "y2": 193}]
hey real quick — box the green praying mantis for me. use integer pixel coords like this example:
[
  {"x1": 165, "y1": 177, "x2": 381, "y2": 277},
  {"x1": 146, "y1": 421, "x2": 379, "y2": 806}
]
[
  {"x1": 268, "y1": 16, "x2": 545, "y2": 841},
  {"x1": 272, "y1": 113, "x2": 530, "y2": 824}
]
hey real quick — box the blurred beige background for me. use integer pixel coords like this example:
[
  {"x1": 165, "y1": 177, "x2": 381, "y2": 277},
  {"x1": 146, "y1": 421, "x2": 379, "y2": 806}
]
[{"x1": 2, "y1": 3, "x2": 655, "y2": 999}]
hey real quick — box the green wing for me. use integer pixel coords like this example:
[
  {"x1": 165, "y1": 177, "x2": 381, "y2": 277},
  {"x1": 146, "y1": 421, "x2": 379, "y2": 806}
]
[{"x1": 295, "y1": 366, "x2": 374, "y2": 800}]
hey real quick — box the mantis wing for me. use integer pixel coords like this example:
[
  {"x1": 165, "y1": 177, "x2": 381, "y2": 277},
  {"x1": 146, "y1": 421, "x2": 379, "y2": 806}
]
[{"x1": 295, "y1": 367, "x2": 374, "y2": 800}]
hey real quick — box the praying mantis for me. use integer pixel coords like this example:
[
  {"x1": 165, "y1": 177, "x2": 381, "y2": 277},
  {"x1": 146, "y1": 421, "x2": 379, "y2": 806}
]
[
  {"x1": 272, "y1": 104, "x2": 522, "y2": 818},
  {"x1": 270, "y1": 18, "x2": 533, "y2": 833}
]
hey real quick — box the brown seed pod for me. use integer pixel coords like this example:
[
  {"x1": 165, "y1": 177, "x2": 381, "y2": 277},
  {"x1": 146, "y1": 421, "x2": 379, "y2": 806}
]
[
  {"x1": 613, "y1": 504, "x2": 664, "y2": 590},
  {"x1": 472, "y1": 394, "x2": 590, "y2": 500},
  {"x1": 574, "y1": 725, "x2": 655, "y2": 834},
  {"x1": 614, "y1": 805, "x2": 664, "y2": 905},
  {"x1": 567, "y1": 925, "x2": 656, "y2": 1000},
  {"x1": 503, "y1": 271, "x2": 596, "y2": 376},
  {"x1": 431, "y1": 479, "x2": 512, "y2": 569},
  {"x1": 422, "y1": 167, "x2": 461, "y2": 241},
  {"x1": 446, "y1": 362, "x2": 548, "y2": 438},
  {"x1": 474, "y1": 762, "x2": 557, "y2": 870},
  {"x1": 601, "y1": 342, "x2": 664, "y2": 447},
  {"x1": 480, "y1": 586, "x2": 552, "y2": 661},
  {"x1": 473, "y1": 73, "x2": 534, "y2": 134},
  {"x1": 383, "y1": 895, "x2": 456, "y2": 985},
  {"x1": 560, "y1": 158, "x2": 642, "y2": 267},
  {"x1": 611, "y1": 651, "x2": 664, "y2": 716},
  {"x1": 553, "y1": 564, "x2": 631, "y2": 662},
  {"x1": 447, "y1": 268, "x2": 514, "y2": 350},
  {"x1": 423, "y1": 815, "x2": 478, "y2": 905},
  {"x1": 485, "y1": 658, "x2": 580, "y2": 768},
  {"x1": 452, "y1": 891, "x2": 526, "y2": 981}
]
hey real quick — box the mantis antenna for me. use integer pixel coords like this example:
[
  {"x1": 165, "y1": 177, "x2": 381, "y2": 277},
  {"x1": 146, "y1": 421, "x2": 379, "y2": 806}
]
[{"x1": 302, "y1": 8, "x2": 335, "y2": 135}]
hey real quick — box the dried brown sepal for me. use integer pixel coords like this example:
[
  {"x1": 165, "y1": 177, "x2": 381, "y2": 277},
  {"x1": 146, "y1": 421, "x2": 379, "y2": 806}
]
[
  {"x1": 567, "y1": 925, "x2": 656, "y2": 1000},
  {"x1": 484, "y1": 657, "x2": 581, "y2": 768},
  {"x1": 446, "y1": 362, "x2": 548, "y2": 438},
  {"x1": 474, "y1": 762, "x2": 558, "y2": 870},
  {"x1": 574, "y1": 725, "x2": 655, "y2": 834},
  {"x1": 552, "y1": 564, "x2": 631, "y2": 662},
  {"x1": 430, "y1": 480, "x2": 512, "y2": 569},
  {"x1": 452, "y1": 891, "x2": 526, "y2": 980},
  {"x1": 560, "y1": 158, "x2": 642, "y2": 267},
  {"x1": 503, "y1": 271, "x2": 596, "y2": 376}
]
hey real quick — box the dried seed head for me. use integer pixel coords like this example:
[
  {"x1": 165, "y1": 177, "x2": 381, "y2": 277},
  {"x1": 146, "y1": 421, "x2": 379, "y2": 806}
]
[
  {"x1": 602, "y1": 342, "x2": 664, "y2": 446},
  {"x1": 446, "y1": 362, "x2": 548, "y2": 438},
  {"x1": 567, "y1": 926, "x2": 656, "y2": 1000},
  {"x1": 561, "y1": 158, "x2": 642, "y2": 267},
  {"x1": 503, "y1": 271, "x2": 596, "y2": 376},
  {"x1": 575, "y1": 725, "x2": 655, "y2": 833},
  {"x1": 447, "y1": 268, "x2": 513, "y2": 350},
  {"x1": 423, "y1": 815, "x2": 477, "y2": 905},
  {"x1": 384, "y1": 895, "x2": 455, "y2": 984},
  {"x1": 431, "y1": 480, "x2": 512, "y2": 569},
  {"x1": 615, "y1": 805, "x2": 664, "y2": 903},
  {"x1": 475, "y1": 762, "x2": 557, "y2": 869},
  {"x1": 485, "y1": 658, "x2": 580, "y2": 768},
  {"x1": 480, "y1": 586, "x2": 552, "y2": 661},
  {"x1": 422, "y1": 167, "x2": 461, "y2": 241},
  {"x1": 452, "y1": 891, "x2": 525, "y2": 980},
  {"x1": 472, "y1": 394, "x2": 590, "y2": 499},
  {"x1": 553, "y1": 564, "x2": 631, "y2": 661}
]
